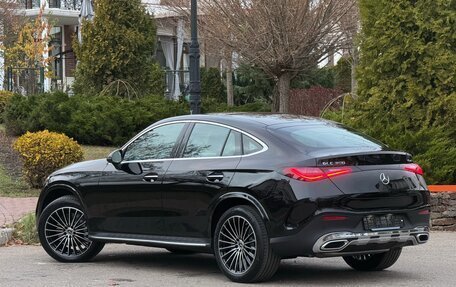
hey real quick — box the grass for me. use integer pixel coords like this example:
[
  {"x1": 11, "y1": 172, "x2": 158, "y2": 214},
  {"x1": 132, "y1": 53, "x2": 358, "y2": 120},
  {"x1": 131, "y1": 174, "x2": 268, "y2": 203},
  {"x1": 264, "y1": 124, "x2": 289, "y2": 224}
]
[
  {"x1": 0, "y1": 165, "x2": 40, "y2": 197},
  {"x1": 82, "y1": 145, "x2": 116, "y2": 161},
  {"x1": 10, "y1": 212, "x2": 39, "y2": 245},
  {"x1": 0, "y1": 145, "x2": 113, "y2": 198},
  {"x1": 0, "y1": 123, "x2": 115, "y2": 197}
]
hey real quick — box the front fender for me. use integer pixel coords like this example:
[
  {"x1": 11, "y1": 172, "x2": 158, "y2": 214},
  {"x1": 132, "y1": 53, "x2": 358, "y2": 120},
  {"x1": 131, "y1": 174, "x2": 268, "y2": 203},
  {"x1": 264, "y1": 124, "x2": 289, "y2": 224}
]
[{"x1": 36, "y1": 182, "x2": 84, "y2": 220}]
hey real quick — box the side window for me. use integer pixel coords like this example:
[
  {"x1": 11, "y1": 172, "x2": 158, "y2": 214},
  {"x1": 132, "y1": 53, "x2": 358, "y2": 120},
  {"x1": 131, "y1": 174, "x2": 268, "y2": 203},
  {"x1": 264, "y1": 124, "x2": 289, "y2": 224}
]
[
  {"x1": 183, "y1": 123, "x2": 230, "y2": 158},
  {"x1": 242, "y1": 134, "x2": 263, "y2": 155},
  {"x1": 222, "y1": 130, "x2": 242, "y2": 156},
  {"x1": 123, "y1": 123, "x2": 185, "y2": 161}
]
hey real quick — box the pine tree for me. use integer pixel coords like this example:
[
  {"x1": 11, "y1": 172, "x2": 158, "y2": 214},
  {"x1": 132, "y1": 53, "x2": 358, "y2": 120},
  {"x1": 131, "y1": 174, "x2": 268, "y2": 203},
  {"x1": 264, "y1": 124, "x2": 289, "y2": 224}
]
[
  {"x1": 73, "y1": 0, "x2": 158, "y2": 97},
  {"x1": 338, "y1": 0, "x2": 456, "y2": 183}
]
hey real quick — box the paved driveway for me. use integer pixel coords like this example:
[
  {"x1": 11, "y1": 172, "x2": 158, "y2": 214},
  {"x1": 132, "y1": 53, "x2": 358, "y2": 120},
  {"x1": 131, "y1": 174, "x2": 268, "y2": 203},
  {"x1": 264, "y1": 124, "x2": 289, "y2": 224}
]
[
  {"x1": 0, "y1": 197, "x2": 37, "y2": 227},
  {"x1": 0, "y1": 231, "x2": 454, "y2": 287}
]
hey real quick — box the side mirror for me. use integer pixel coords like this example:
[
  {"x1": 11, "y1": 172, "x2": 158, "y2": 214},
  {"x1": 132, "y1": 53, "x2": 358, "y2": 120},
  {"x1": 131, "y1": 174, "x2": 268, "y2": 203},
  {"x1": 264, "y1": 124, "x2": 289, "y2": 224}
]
[
  {"x1": 107, "y1": 150, "x2": 123, "y2": 165},
  {"x1": 107, "y1": 149, "x2": 143, "y2": 175}
]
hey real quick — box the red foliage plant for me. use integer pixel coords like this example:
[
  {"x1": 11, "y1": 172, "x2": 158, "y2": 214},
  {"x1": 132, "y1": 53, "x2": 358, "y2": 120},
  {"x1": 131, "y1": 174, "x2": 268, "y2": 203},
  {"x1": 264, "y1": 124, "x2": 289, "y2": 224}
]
[{"x1": 289, "y1": 86, "x2": 343, "y2": 117}]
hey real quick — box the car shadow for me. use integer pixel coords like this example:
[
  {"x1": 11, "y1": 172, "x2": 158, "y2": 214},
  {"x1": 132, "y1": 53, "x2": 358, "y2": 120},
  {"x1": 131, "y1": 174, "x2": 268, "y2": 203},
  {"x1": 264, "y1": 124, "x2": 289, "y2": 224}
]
[
  {"x1": 94, "y1": 248, "x2": 221, "y2": 278},
  {"x1": 90, "y1": 246, "x2": 420, "y2": 285},
  {"x1": 271, "y1": 261, "x2": 418, "y2": 285}
]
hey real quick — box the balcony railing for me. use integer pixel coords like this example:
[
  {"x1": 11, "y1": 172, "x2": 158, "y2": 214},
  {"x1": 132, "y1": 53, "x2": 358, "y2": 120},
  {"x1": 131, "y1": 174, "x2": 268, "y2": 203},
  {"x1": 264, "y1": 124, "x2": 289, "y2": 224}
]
[
  {"x1": 49, "y1": 0, "x2": 82, "y2": 10},
  {"x1": 23, "y1": 0, "x2": 82, "y2": 10},
  {"x1": 23, "y1": 0, "x2": 40, "y2": 9}
]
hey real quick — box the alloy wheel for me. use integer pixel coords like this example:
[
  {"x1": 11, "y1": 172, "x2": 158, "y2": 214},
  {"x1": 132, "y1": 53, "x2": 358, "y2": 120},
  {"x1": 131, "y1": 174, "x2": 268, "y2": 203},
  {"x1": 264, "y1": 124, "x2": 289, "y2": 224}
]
[
  {"x1": 44, "y1": 207, "x2": 92, "y2": 257},
  {"x1": 217, "y1": 215, "x2": 257, "y2": 275}
]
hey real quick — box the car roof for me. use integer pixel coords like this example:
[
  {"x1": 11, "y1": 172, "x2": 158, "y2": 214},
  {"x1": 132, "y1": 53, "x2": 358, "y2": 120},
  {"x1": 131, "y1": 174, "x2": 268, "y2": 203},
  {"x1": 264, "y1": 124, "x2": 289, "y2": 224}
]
[{"x1": 157, "y1": 113, "x2": 329, "y2": 129}]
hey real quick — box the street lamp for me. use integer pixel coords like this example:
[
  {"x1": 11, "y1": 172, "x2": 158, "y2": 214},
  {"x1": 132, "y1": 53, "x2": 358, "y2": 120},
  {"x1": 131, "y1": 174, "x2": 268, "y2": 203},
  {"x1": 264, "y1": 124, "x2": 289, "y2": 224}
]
[{"x1": 189, "y1": 0, "x2": 201, "y2": 114}]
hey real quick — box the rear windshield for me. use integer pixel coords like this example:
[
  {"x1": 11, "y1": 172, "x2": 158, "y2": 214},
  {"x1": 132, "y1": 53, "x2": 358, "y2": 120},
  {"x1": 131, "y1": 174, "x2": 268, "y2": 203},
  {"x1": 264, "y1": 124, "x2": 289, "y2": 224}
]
[{"x1": 272, "y1": 124, "x2": 385, "y2": 150}]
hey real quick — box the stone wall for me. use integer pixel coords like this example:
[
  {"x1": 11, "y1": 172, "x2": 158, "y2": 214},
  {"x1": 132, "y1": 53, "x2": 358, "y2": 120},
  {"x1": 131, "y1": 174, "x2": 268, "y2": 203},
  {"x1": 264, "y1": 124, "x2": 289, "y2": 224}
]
[{"x1": 431, "y1": 192, "x2": 456, "y2": 231}]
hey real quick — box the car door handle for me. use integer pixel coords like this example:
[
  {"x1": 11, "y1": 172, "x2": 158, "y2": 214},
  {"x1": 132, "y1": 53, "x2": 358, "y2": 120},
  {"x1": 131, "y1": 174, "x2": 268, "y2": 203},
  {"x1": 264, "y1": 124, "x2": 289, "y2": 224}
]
[
  {"x1": 143, "y1": 174, "x2": 159, "y2": 182},
  {"x1": 206, "y1": 173, "x2": 224, "y2": 182}
]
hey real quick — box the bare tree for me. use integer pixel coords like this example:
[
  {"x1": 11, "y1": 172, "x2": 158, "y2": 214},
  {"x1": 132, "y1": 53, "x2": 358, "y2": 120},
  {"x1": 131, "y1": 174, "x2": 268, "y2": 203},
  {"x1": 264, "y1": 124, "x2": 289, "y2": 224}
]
[
  {"x1": 223, "y1": 48, "x2": 235, "y2": 106},
  {"x1": 1, "y1": 0, "x2": 26, "y2": 89},
  {"x1": 164, "y1": 0, "x2": 356, "y2": 112},
  {"x1": 0, "y1": 0, "x2": 24, "y2": 44},
  {"x1": 338, "y1": 0, "x2": 360, "y2": 96},
  {"x1": 163, "y1": 0, "x2": 238, "y2": 106}
]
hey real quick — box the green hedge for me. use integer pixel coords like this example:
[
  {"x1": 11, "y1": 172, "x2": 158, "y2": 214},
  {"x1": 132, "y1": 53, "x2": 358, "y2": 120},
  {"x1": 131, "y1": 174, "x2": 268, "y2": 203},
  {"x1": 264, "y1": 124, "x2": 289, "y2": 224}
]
[
  {"x1": 5, "y1": 92, "x2": 189, "y2": 146},
  {"x1": 0, "y1": 91, "x2": 14, "y2": 123},
  {"x1": 5, "y1": 92, "x2": 271, "y2": 146},
  {"x1": 330, "y1": 0, "x2": 456, "y2": 184},
  {"x1": 324, "y1": 100, "x2": 456, "y2": 185}
]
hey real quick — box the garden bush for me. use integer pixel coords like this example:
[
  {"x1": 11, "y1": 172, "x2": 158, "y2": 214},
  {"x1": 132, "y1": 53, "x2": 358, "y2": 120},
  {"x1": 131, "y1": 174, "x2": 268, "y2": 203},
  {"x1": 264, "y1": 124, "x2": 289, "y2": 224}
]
[
  {"x1": 4, "y1": 94, "x2": 36, "y2": 135},
  {"x1": 5, "y1": 92, "x2": 189, "y2": 146},
  {"x1": 202, "y1": 97, "x2": 271, "y2": 113},
  {"x1": 201, "y1": 67, "x2": 225, "y2": 102},
  {"x1": 5, "y1": 93, "x2": 74, "y2": 135},
  {"x1": 333, "y1": 58, "x2": 352, "y2": 93},
  {"x1": 64, "y1": 95, "x2": 188, "y2": 145},
  {"x1": 5, "y1": 90, "x2": 274, "y2": 148},
  {"x1": 0, "y1": 91, "x2": 14, "y2": 123},
  {"x1": 233, "y1": 64, "x2": 274, "y2": 105},
  {"x1": 13, "y1": 130, "x2": 84, "y2": 188},
  {"x1": 289, "y1": 87, "x2": 343, "y2": 116}
]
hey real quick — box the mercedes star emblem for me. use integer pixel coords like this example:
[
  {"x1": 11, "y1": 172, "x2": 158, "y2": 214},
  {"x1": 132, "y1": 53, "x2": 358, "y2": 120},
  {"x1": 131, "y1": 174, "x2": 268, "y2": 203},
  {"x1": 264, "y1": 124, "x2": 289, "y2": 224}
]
[{"x1": 380, "y1": 173, "x2": 390, "y2": 185}]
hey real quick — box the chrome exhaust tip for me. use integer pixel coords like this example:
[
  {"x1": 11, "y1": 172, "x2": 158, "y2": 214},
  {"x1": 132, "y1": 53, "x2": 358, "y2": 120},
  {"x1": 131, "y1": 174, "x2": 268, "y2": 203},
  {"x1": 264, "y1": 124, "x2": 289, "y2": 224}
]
[
  {"x1": 416, "y1": 233, "x2": 429, "y2": 243},
  {"x1": 320, "y1": 239, "x2": 349, "y2": 251}
]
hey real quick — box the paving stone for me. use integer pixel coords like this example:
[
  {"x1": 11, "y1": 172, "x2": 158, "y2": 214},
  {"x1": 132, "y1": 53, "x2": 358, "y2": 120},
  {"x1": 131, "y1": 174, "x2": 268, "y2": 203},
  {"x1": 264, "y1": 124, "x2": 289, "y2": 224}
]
[{"x1": 0, "y1": 197, "x2": 38, "y2": 228}]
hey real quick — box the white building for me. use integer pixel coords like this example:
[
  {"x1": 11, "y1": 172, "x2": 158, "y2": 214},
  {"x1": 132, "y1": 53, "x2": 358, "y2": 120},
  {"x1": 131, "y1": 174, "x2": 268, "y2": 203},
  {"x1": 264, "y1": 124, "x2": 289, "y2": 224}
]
[{"x1": 0, "y1": 0, "x2": 219, "y2": 97}]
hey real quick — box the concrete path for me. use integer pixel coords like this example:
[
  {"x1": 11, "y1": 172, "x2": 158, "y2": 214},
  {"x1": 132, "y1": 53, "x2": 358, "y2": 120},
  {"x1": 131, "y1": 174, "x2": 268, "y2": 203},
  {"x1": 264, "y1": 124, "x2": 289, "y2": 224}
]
[
  {"x1": 0, "y1": 197, "x2": 38, "y2": 227},
  {"x1": 0, "y1": 232, "x2": 454, "y2": 286}
]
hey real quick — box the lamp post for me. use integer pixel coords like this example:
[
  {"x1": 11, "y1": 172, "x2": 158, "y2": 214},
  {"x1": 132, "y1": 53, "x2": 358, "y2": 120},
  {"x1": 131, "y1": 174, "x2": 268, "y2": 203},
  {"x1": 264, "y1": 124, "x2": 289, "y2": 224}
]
[{"x1": 189, "y1": 0, "x2": 201, "y2": 114}]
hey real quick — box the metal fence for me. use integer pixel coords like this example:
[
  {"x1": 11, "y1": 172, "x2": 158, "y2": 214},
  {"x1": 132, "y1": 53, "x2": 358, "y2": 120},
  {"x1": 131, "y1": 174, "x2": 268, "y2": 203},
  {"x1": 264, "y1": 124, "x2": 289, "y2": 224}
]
[
  {"x1": 6, "y1": 67, "x2": 45, "y2": 96},
  {"x1": 164, "y1": 69, "x2": 190, "y2": 99},
  {"x1": 49, "y1": 0, "x2": 82, "y2": 10},
  {"x1": 22, "y1": 0, "x2": 81, "y2": 10},
  {"x1": 22, "y1": 0, "x2": 40, "y2": 9}
]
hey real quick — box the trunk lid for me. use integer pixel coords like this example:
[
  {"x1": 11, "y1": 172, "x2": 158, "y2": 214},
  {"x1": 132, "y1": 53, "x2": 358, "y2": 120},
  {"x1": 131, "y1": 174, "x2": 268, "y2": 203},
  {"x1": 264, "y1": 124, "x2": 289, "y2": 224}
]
[
  {"x1": 312, "y1": 150, "x2": 425, "y2": 194},
  {"x1": 311, "y1": 150, "x2": 428, "y2": 210}
]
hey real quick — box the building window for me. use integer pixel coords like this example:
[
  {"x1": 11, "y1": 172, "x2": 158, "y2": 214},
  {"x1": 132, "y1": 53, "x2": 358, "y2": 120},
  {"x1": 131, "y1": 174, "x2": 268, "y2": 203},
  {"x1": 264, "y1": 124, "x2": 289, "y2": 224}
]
[
  {"x1": 23, "y1": 0, "x2": 40, "y2": 9},
  {"x1": 49, "y1": 27, "x2": 63, "y2": 84}
]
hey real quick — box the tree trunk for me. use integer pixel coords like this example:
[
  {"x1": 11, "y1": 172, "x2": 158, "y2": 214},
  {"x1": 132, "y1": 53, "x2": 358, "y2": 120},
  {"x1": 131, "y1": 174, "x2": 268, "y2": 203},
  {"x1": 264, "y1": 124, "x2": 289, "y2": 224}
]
[
  {"x1": 226, "y1": 51, "x2": 234, "y2": 106},
  {"x1": 278, "y1": 72, "x2": 291, "y2": 113},
  {"x1": 272, "y1": 84, "x2": 279, "y2": 112},
  {"x1": 351, "y1": 46, "x2": 359, "y2": 96}
]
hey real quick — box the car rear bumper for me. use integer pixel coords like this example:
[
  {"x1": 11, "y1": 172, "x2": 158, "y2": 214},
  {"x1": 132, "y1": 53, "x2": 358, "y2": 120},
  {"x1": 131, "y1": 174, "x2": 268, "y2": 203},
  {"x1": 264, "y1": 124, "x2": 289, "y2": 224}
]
[
  {"x1": 269, "y1": 208, "x2": 430, "y2": 258},
  {"x1": 311, "y1": 226, "x2": 429, "y2": 257}
]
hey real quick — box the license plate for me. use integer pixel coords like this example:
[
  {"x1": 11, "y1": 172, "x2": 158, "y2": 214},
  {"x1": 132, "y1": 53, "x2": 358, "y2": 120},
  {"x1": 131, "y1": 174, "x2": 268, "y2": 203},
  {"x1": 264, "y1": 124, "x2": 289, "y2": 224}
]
[{"x1": 363, "y1": 214, "x2": 404, "y2": 231}]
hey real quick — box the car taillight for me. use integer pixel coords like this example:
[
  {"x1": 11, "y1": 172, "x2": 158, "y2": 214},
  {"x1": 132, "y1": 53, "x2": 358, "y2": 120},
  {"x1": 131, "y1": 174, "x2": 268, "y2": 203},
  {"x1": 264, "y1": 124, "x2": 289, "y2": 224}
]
[
  {"x1": 283, "y1": 167, "x2": 352, "y2": 182},
  {"x1": 404, "y1": 163, "x2": 424, "y2": 175}
]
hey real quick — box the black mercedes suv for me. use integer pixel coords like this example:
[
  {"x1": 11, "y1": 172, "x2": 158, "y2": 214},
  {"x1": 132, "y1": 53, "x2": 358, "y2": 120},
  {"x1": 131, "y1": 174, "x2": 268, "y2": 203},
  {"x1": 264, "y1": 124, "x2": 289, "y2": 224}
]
[{"x1": 36, "y1": 114, "x2": 430, "y2": 283}]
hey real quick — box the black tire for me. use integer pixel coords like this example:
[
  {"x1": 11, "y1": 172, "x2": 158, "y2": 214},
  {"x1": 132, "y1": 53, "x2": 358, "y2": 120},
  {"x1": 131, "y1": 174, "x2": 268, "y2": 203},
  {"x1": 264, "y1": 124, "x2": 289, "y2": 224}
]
[
  {"x1": 343, "y1": 248, "x2": 402, "y2": 271},
  {"x1": 214, "y1": 205, "x2": 281, "y2": 283},
  {"x1": 166, "y1": 248, "x2": 197, "y2": 255},
  {"x1": 38, "y1": 195, "x2": 104, "y2": 262}
]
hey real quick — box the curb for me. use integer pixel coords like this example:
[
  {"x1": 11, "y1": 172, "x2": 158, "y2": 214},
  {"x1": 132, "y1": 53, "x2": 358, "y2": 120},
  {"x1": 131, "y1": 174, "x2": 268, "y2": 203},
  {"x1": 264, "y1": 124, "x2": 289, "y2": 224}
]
[
  {"x1": 429, "y1": 185, "x2": 456, "y2": 193},
  {"x1": 0, "y1": 228, "x2": 14, "y2": 246}
]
